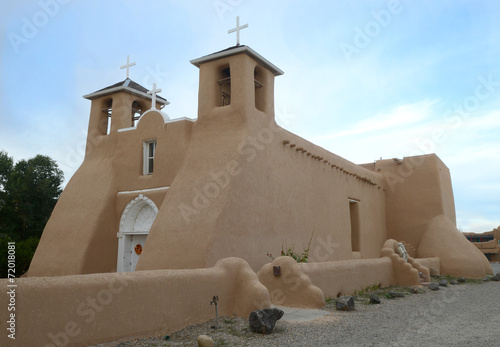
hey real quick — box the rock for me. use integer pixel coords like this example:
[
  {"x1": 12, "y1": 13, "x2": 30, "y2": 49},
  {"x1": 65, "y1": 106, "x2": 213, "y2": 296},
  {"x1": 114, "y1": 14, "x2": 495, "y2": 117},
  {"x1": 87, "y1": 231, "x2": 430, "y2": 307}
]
[
  {"x1": 369, "y1": 294, "x2": 380, "y2": 304},
  {"x1": 397, "y1": 242, "x2": 408, "y2": 261},
  {"x1": 197, "y1": 335, "x2": 214, "y2": 347},
  {"x1": 450, "y1": 280, "x2": 459, "y2": 285},
  {"x1": 409, "y1": 287, "x2": 420, "y2": 294},
  {"x1": 249, "y1": 308, "x2": 284, "y2": 334},
  {"x1": 482, "y1": 277, "x2": 490, "y2": 282},
  {"x1": 389, "y1": 292, "x2": 405, "y2": 298},
  {"x1": 457, "y1": 277, "x2": 466, "y2": 283},
  {"x1": 438, "y1": 279, "x2": 448, "y2": 287},
  {"x1": 428, "y1": 283, "x2": 440, "y2": 291},
  {"x1": 491, "y1": 274, "x2": 500, "y2": 282},
  {"x1": 336, "y1": 296, "x2": 355, "y2": 311}
]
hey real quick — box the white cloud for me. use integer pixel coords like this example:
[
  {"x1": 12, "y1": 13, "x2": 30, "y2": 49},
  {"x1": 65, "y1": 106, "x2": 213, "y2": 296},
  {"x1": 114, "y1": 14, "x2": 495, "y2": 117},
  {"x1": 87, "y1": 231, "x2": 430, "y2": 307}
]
[{"x1": 314, "y1": 100, "x2": 437, "y2": 140}]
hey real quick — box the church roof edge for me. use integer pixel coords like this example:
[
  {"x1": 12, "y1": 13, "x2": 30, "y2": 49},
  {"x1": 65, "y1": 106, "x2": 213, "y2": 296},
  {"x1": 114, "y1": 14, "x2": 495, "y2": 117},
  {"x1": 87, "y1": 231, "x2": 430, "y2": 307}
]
[
  {"x1": 190, "y1": 45, "x2": 284, "y2": 76},
  {"x1": 83, "y1": 79, "x2": 169, "y2": 105}
]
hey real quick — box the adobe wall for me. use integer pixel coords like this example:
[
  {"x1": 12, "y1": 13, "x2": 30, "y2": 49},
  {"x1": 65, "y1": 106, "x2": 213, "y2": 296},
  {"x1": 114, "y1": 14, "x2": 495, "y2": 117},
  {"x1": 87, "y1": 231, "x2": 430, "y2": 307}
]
[
  {"x1": 1, "y1": 258, "x2": 270, "y2": 347},
  {"x1": 418, "y1": 215, "x2": 492, "y2": 277},
  {"x1": 204, "y1": 123, "x2": 388, "y2": 269},
  {"x1": 257, "y1": 241, "x2": 426, "y2": 307},
  {"x1": 137, "y1": 54, "x2": 388, "y2": 272},
  {"x1": 29, "y1": 100, "x2": 193, "y2": 276},
  {"x1": 300, "y1": 258, "x2": 393, "y2": 298},
  {"x1": 369, "y1": 155, "x2": 492, "y2": 278},
  {"x1": 372, "y1": 154, "x2": 456, "y2": 249}
]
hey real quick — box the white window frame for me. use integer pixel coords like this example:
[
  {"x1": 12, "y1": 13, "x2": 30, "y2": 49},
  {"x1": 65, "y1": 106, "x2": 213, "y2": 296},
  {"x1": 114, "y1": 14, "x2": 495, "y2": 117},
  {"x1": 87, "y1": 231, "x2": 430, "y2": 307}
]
[{"x1": 143, "y1": 140, "x2": 156, "y2": 175}]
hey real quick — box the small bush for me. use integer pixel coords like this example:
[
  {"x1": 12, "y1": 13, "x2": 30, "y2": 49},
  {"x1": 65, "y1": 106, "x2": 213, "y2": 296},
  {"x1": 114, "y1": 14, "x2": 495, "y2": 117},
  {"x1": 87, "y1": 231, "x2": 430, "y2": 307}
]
[{"x1": 267, "y1": 230, "x2": 314, "y2": 263}]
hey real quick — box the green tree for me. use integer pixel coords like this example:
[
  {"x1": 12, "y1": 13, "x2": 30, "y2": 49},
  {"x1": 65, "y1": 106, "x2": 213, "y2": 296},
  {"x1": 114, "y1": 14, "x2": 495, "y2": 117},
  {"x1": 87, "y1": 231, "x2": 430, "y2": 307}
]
[
  {"x1": 1, "y1": 236, "x2": 40, "y2": 277},
  {"x1": 0, "y1": 151, "x2": 64, "y2": 240},
  {"x1": 0, "y1": 151, "x2": 63, "y2": 277}
]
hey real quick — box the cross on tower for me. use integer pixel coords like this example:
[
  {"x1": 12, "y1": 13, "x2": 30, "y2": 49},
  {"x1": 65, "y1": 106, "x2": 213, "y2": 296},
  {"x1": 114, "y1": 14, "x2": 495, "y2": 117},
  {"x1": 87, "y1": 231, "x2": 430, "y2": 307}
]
[
  {"x1": 120, "y1": 55, "x2": 136, "y2": 79},
  {"x1": 228, "y1": 16, "x2": 248, "y2": 46},
  {"x1": 147, "y1": 83, "x2": 162, "y2": 110}
]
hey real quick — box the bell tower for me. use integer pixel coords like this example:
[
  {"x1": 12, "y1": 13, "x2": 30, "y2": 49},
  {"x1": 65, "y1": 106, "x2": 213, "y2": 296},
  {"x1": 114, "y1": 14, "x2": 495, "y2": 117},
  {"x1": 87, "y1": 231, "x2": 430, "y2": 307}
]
[
  {"x1": 190, "y1": 18, "x2": 283, "y2": 121},
  {"x1": 83, "y1": 56, "x2": 169, "y2": 135},
  {"x1": 82, "y1": 56, "x2": 169, "y2": 158}
]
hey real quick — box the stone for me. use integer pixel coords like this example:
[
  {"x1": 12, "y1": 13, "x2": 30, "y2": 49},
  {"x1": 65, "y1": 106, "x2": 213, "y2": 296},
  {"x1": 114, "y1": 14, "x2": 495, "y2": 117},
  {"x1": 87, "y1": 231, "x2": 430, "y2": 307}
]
[
  {"x1": 336, "y1": 296, "x2": 355, "y2": 311},
  {"x1": 397, "y1": 242, "x2": 408, "y2": 261},
  {"x1": 457, "y1": 277, "x2": 466, "y2": 283},
  {"x1": 482, "y1": 277, "x2": 490, "y2": 282},
  {"x1": 249, "y1": 308, "x2": 284, "y2": 334},
  {"x1": 428, "y1": 283, "x2": 440, "y2": 291},
  {"x1": 491, "y1": 274, "x2": 500, "y2": 282},
  {"x1": 369, "y1": 294, "x2": 381, "y2": 304},
  {"x1": 197, "y1": 335, "x2": 214, "y2": 347},
  {"x1": 409, "y1": 287, "x2": 420, "y2": 294},
  {"x1": 450, "y1": 280, "x2": 459, "y2": 285},
  {"x1": 389, "y1": 292, "x2": 405, "y2": 298},
  {"x1": 438, "y1": 279, "x2": 448, "y2": 287}
]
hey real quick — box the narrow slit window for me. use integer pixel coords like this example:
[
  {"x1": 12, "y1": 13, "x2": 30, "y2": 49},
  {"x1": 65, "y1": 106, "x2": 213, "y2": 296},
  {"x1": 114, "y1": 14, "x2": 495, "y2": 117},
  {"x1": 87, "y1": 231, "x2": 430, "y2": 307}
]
[
  {"x1": 101, "y1": 99, "x2": 113, "y2": 135},
  {"x1": 217, "y1": 66, "x2": 231, "y2": 106},
  {"x1": 254, "y1": 67, "x2": 264, "y2": 112},
  {"x1": 143, "y1": 140, "x2": 156, "y2": 175},
  {"x1": 349, "y1": 199, "x2": 360, "y2": 252}
]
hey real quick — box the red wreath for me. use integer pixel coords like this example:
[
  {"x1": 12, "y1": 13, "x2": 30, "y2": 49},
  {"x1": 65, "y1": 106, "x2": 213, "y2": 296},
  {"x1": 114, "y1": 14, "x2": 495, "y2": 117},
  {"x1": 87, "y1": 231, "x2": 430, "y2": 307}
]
[{"x1": 134, "y1": 244, "x2": 142, "y2": 255}]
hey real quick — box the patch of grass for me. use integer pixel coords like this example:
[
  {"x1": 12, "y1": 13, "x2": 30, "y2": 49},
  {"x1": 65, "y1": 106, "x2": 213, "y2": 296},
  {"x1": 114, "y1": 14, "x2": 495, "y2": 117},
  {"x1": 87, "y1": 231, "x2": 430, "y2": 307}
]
[
  {"x1": 214, "y1": 337, "x2": 227, "y2": 346},
  {"x1": 433, "y1": 274, "x2": 483, "y2": 284},
  {"x1": 271, "y1": 326, "x2": 286, "y2": 334},
  {"x1": 325, "y1": 297, "x2": 335, "y2": 304},
  {"x1": 226, "y1": 325, "x2": 244, "y2": 337}
]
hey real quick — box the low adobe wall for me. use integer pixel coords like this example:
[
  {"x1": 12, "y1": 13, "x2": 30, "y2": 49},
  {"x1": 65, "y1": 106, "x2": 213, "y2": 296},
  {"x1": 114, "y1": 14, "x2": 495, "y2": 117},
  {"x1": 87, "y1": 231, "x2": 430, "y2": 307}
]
[
  {"x1": 258, "y1": 240, "x2": 427, "y2": 306},
  {"x1": 412, "y1": 257, "x2": 440, "y2": 276},
  {"x1": 300, "y1": 258, "x2": 394, "y2": 298},
  {"x1": 0, "y1": 258, "x2": 270, "y2": 347}
]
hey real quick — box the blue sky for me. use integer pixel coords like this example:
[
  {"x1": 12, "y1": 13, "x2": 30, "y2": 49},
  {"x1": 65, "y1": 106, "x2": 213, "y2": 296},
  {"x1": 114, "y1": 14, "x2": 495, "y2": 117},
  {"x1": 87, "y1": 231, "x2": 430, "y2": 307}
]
[{"x1": 1, "y1": 0, "x2": 499, "y2": 233}]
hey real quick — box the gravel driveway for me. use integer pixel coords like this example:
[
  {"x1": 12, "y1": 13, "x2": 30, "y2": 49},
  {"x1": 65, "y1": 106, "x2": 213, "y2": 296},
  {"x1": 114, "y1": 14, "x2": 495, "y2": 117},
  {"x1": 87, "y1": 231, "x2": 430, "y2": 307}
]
[{"x1": 102, "y1": 275, "x2": 500, "y2": 347}]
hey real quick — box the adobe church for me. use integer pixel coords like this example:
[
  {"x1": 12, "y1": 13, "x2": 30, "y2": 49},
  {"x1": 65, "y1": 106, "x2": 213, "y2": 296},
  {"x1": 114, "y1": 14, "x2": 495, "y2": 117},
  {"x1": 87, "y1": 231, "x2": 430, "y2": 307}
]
[{"x1": 28, "y1": 24, "x2": 491, "y2": 280}]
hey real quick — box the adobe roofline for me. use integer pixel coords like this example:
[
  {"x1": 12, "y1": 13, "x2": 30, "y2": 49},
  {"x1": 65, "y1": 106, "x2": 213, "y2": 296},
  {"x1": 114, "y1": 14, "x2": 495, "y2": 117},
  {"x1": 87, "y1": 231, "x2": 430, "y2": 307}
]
[
  {"x1": 190, "y1": 45, "x2": 284, "y2": 76},
  {"x1": 83, "y1": 80, "x2": 170, "y2": 106}
]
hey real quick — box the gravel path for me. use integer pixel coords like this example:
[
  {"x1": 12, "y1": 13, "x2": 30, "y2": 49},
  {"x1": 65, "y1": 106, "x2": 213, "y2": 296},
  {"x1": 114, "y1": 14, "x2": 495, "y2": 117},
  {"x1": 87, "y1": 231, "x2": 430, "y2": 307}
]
[{"x1": 100, "y1": 275, "x2": 500, "y2": 347}]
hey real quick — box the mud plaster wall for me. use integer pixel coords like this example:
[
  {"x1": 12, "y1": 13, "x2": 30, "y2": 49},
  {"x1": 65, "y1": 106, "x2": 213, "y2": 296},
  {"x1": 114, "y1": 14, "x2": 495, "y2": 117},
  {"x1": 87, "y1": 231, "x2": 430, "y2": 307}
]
[
  {"x1": 28, "y1": 106, "x2": 193, "y2": 276},
  {"x1": 1, "y1": 258, "x2": 270, "y2": 347}
]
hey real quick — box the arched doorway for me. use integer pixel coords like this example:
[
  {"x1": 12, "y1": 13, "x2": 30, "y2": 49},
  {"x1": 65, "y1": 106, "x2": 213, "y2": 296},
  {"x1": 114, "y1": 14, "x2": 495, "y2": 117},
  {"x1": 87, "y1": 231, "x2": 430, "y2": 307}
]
[{"x1": 117, "y1": 194, "x2": 158, "y2": 272}]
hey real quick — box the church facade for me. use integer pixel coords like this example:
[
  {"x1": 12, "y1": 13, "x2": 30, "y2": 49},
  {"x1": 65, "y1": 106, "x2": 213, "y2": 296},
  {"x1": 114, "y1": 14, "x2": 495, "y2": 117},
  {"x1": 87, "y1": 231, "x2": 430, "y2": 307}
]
[{"x1": 28, "y1": 45, "x2": 492, "y2": 279}]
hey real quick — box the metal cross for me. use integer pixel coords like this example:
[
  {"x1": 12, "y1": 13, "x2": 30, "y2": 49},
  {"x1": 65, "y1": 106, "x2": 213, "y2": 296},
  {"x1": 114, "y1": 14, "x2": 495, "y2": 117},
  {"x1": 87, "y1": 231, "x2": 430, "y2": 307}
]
[
  {"x1": 148, "y1": 83, "x2": 162, "y2": 110},
  {"x1": 120, "y1": 55, "x2": 136, "y2": 79},
  {"x1": 228, "y1": 16, "x2": 248, "y2": 46}
]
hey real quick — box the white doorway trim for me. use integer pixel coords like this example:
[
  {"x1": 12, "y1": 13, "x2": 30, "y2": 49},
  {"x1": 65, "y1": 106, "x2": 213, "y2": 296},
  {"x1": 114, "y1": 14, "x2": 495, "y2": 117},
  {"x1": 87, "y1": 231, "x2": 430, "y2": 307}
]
[{"x1": 117, "y1": 194, "x2": 158, "y2": 272}]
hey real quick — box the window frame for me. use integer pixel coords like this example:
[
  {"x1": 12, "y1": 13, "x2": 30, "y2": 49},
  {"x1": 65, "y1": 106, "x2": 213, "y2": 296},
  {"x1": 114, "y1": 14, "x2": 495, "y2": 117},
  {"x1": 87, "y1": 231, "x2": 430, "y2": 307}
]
[{"x1": 143, "y1": 140, "x2": 157, "y2": 175}]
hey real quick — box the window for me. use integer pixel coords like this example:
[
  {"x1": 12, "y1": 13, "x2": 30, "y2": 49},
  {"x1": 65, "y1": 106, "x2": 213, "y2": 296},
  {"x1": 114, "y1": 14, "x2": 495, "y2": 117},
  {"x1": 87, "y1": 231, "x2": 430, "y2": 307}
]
[
  {"x1": 349, "y1": 199, "x2": 360, "y2": 252},
  {"x1": 217, "y1": 66, "x2": 231, "y2": 106},
  {"x1": 101, "y1": 99, "x2": 112, "y2": 135},
  {"x1": 254, "y1": 66, "x2": 264, "y2": 112},
  {"x1": 143, "y1": 140, "x2": 156, "y2": 175},
  {"x1": 132, "y1": 101, "x2": 144, "y2": 127}
]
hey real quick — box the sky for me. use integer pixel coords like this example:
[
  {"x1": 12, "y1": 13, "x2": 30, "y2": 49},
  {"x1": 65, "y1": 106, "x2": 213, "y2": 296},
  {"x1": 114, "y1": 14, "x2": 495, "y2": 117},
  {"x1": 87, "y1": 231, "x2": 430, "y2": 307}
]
[{"x1": 1, "y1": 0, "x2": 499, "y2": 233}]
